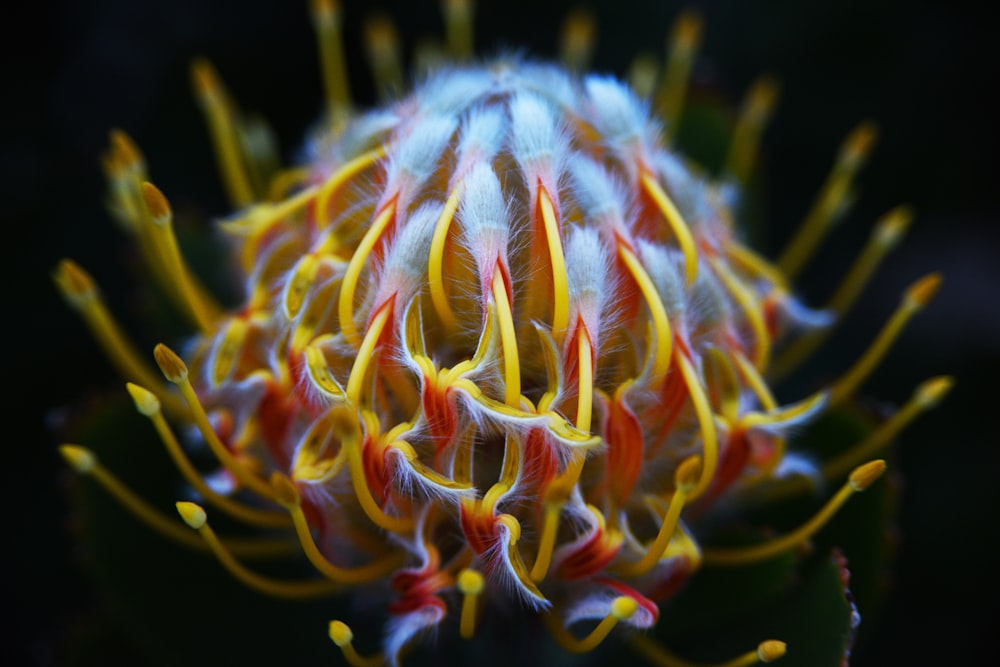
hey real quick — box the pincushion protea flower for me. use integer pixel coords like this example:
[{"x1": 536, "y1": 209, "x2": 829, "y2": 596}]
[{"x1": 54, "y1": 1, "x2": 952, "y2": 665}]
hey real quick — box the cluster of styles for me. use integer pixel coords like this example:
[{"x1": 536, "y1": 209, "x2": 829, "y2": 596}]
[{"x1": 56, "y1": 2, "x2": 949, "y2": 665}]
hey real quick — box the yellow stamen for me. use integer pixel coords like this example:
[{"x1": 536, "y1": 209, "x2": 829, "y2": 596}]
[
  {"x1": 539, "y1": 187, "x2": 570, "y2": 341},
  {"x1": 316, "y1": 146, "x2": 388, "y2": 228},
  {"x1": 126, "y1": 383, "x2": 290, "y2": 528},
  {"x1": 442, "y1": 0, "x2": 474, "y2": 60},
  {"x1": 631, "y1": 636, "x2": 787, "y2": 667},
  {"x1": 310, "y1": 0, "x2": 352, "y2": 126},
  {"x1": 339, "y1": 201, "x2": 396, "y2": 347},
  {"x1": 618, "y1": 245, "x2": 673, "y2": 383},
  {"x1": 545, "y1": 595, "x2": 639, "y2": 654},
  {"x1": 339, "y1": 407, "x2": 414, "y2": 533},
  {"x1": 266, "y1": 166, "x2": 310, "y2": 201},
  {"x1": 658, "y1": 9, "x2": 702, "y2": 140},
  {"x1": 346, "y1": 302, "x2": 391, "y2": 407},
  {"x1": 770, "y1": 205, "x2": 914, "y2": 380},
  {"x1": 724, "y1": 76, "x2": 780, "y2": 184},
  {"x1": 53, "y1": 260, "x2": 186, "y2": 417},
  {"x1": 821, "y1": 376, "x2": 953, "y2": 482},
  {"x1": 457, "y1": 568, "x2": 484, "y2": 639},
  {"x1": 627, "y1": 52, "x2": 660, "y2": 100},
  {"x1": 704, "y1": 347, "x2": 742, "y2": 422},
  {"x1": 640, "y1": 171, "x2": 699, "y2": 285},
  {"x1": 726, "y1": 244, "x2": 789, "y2": 292},
  {"x1": 329, "y1": 620, "x2": 385, "y2": 667},
  {"x1": 428, "y1": 183, "x2": 464, "y2": 330},
  {"x1": 154, "y1": 343, "x2": 276, "y2": 501},
  {"x1": 703, "y1": 460, "x2": 886, "y2": 566},
  {"x1": 828, "y1": 273, "x2": 941, "y2": 406},
  {"x1": 617, "y1": 455, "x2": 700, "y2": 577},
  {"x1": 176, "y1": 502, "x2": 340, "y2": 598},
  {"x1": 363, "y1": 14, "x2": 403, "y2": 101},
  {"x1": 828, "y1": 205, "x2": 914, "y2": 316},
  {"x1": 270, "y1": 472, "x2": 406, "y2": 583},
  {"x1": 777, "y1": 120, "x2": 879, "y2": 279},
  {"x1": 576, "y1": 324, "x2": 594, "y2": 433},
  {"x1": 560, "y1": 7, "x2": 597, "y2": 73},
  {"x1": 492, "y1": 266, "x2": 521, "y2": 407},
  {"x1": 676, "y1": 353, "x2": 719, "y2": 501},
  {"x1": 191, "y1": 58, "x2": 256, "y2": 208},
  {"x1": 530, "y1": 502, "x2": 561, "y2": 583},
  {"x1": 731, "y1": 350, "x2": 778, "y2": 412},
  {"x1": 59, "y1": 445, "x2": 292, "y2": 558},
  {"x1": 709, "y1": 255, "x2": 770, "y2": 370},
  {"x1": 141, "y1": 182, "x2": 219, "y2": 333},
  {"x1": 482, "y1": 433, "x2": 524, "y2": 509}
]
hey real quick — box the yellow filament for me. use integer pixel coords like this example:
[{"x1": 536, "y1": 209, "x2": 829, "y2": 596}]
[
  {"x1": 191, "y1": 59, "x2": 256, "y2": 208},
  {"x1": 429, "y1": 183, "x2": 464, "y2": 330},
  {"x1": 560, "y1": 7, "x2": 597, "y2": 73},
  {"x1": 339, "y1": 202, "x2": 396, "y2": 347},
  {"x1": 770, "y1": 206, "x2": 913, "y2": 380},
  {"x1": 266, "y1": 166, "x2": 310, "y2": 201},
  {"x1": 829, "y1": 205, "x2": 914, "y2": 315},
  {"x1": 617, "y1": 460, "x2": 699, "y2": 578},
  {"x1": 658, "y1": 9, "x2": 702, "y2": 139},
  {"x1": 58, "y1": 445, "x2": 292, "y2": 558},
  {"x1": 364, "y1": 15, "x2": 403, "y2": 100},
  {"x1": 176, "y1": 502, "x2": 340, "y2": 598},
  {"x1": 539, "y1": 188, "x2": 570, "y2": 340},
  {"x1": 627, "y1": 52, "x2": 660, "y2": 100},
  {"x1": 640, "y1": 171, "x2": 699, "y2": 285},
  {"x1": 828, "y1": 273, "x2": 941, "y2": 406},
  {"x1": 724, "y1": 76, "x2": 780, "y2": 184},
  {"x1": 329, "y1": 621, "x2": 385, "y2": 667},
  {"x1": 457, "y1": 568, "x2": 484, "y2": 639},
  {"x1": 142, "y1": 183, "x2": 219, "y2": 333},
  {"x1": 703, "y1": 461, "x2": 886, "y2": 566},
  {"x1": 726, "y1": 244, "x2": 789, "y2": 292},
  {"x1": 128, "y1": 384, "x2": 290, "y2": 528},
  {"x1": 233, "y1": 183, "x2": 320, "y2": 238},
  {"x1": 310, "y1": 0, "x2": 352, "y2": 125},
  {"x1": 821, "y1": 376, "x2": 953, "y2": 482},
  {"x1": 544, "y1": 596, "x2": 638, "y2": 654},
  {"x1": 271, "y1": 474, "x2": 406, "y2": 583},
  {"x1": 777, "y1": 121, "x2": 878, "y2": 279},
  {"x1": 576, "y1": 324, "x2": 594, "y2": 432},
  {"x1": 630, "y1": 636, "x2": 787, "y2": 667},
  {"x1": 442, "y1": 0, "x2": 474, "y2": 60},
  {"x1": 676, "y1": 353, "x2": 719, "y2": 501},
  {"x1": 482, "y1": 433, "x2": 523, "y2": 509},
  {"x1": 731, "y1": 350, "x2": 778, "y2": 412},
  {"x1": 53, "y1": 260, "x2": 186, "y2": 417},
  {"x1": 618, "y1": 246, "x2": 673, "y2": 383},
  {"x1": 710, "y1": 256, "x2": 770, "y2": 370},
  {"x1": 343, "y1": 410, "x2": 414, "y2": 533},
  {"x1": 492, "y1": 267, "x2": 521, "y2": 407},
  {"x1": 346, "y1": 303, "x2": 391, "y2": 406},
  {"x1": 156, "y1": 344, "x2": 277, "y2": 501},
  {"x1": 316, "y1": 146, "x2": 387, "y2": 228},
  {"x1": 530, "y1": 503, "x2": 561, "y2": 582}
]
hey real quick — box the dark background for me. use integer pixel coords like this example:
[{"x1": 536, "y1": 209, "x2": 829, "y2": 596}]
[{"x1": 4, "y1": 0, "x2": 997, "y2": 665}]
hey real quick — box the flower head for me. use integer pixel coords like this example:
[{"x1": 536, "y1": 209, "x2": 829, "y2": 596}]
[{"x1": 55, "y1": 2, "x2": 950, "y2": 665}]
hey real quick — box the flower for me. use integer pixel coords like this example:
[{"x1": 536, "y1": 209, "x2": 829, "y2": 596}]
[{"x1": 54, "y1": 1, "x2": 951, "y2": 665}]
